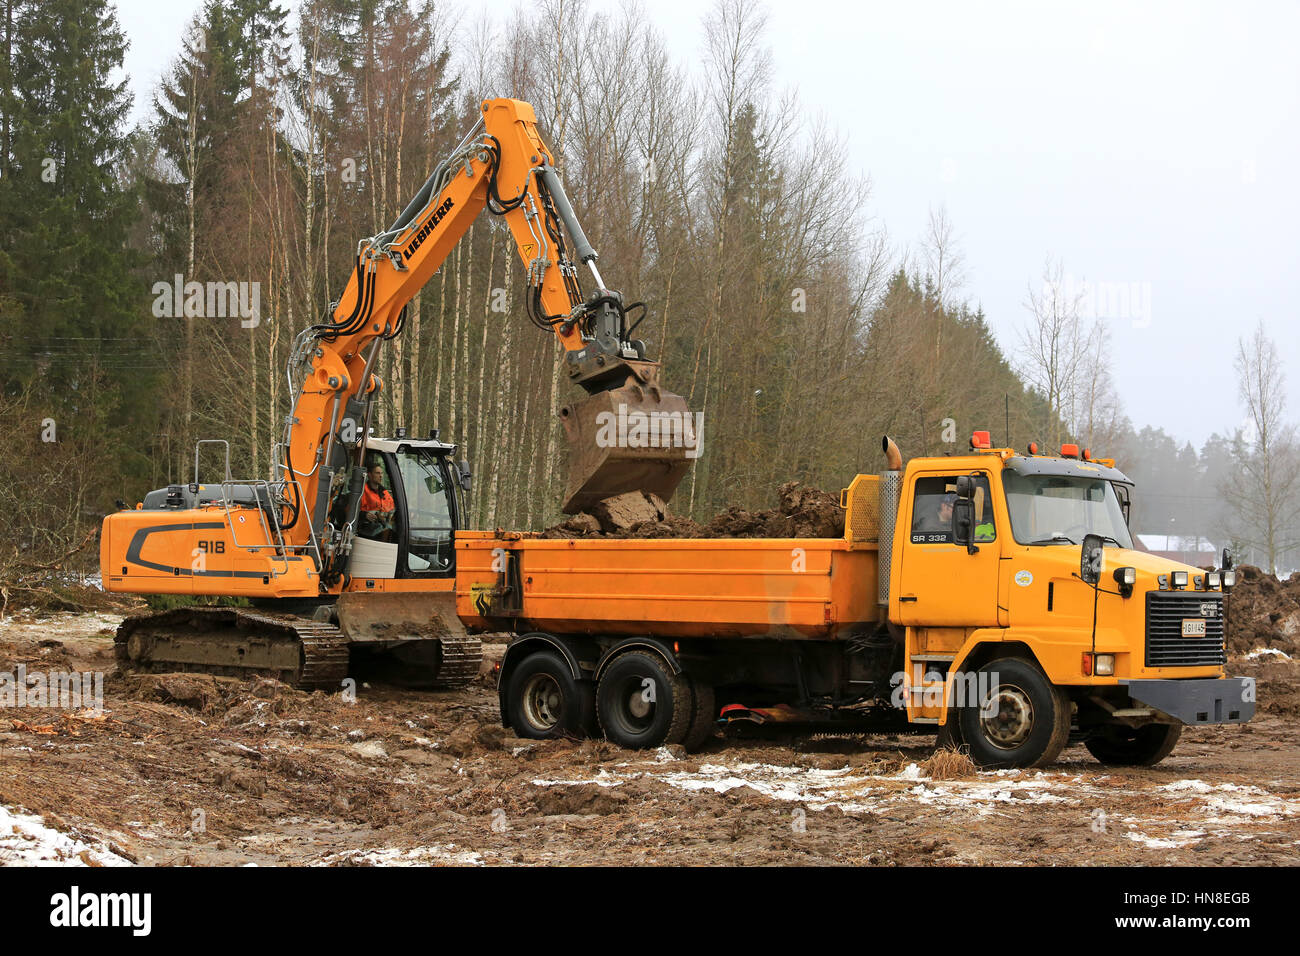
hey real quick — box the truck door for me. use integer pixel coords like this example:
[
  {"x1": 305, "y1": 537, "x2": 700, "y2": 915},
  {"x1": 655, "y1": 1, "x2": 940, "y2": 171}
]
[{"x1": 896, "y1": 470, "x2": 1001, "y2": 627}]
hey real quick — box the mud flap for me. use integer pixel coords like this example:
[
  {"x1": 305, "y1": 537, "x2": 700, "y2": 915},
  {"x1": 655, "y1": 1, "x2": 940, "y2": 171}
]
[{"x1": 559, "y1": 380, "x2": 695, "y2": 514}]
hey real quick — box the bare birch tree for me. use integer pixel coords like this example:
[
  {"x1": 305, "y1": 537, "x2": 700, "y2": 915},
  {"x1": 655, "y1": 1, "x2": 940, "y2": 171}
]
[{"x1": 1223, "y1": 320, "x2": 1300, "y2": 573}]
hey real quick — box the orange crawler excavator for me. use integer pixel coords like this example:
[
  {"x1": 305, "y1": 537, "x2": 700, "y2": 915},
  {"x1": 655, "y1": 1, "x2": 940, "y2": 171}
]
[{"x1": 101, "y1": 98, "x2": 694, "y2": 687}]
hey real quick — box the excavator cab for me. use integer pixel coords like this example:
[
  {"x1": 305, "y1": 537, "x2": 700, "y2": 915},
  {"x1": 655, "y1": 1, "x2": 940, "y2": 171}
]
[{"x1": 344, "y1": 436, "x2": 461, "y2": 581}]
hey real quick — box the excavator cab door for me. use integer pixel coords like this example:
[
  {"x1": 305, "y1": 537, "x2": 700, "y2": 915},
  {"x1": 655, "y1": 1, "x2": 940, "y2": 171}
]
[
  {"x1": 348, "y1": 453, "x2": 402, "y2": 579},
  {"x1": 392, "y1": 449, "x2": 457, "y2": 577}
]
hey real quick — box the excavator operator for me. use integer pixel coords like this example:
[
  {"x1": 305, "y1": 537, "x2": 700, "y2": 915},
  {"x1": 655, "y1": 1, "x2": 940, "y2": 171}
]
[{"x1": 359, "y1": 460, "x2": 396, "y2": 541}]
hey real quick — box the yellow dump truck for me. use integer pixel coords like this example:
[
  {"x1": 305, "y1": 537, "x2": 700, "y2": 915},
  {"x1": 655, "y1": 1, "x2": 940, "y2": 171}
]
[{"x1": 465, "y1": 434, "x2": 1254, "y2": 768}]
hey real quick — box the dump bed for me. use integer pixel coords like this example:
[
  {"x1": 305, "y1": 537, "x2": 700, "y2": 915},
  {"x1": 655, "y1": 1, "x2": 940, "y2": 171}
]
[{"x1": 454, "y1": 531, "x2": 880, "y2": 640}]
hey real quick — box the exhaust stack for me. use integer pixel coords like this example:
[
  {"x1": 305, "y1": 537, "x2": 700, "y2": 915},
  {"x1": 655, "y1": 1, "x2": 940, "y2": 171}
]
[{"x1": 877, "y1": 435, "x2": 903, "y2": 606}]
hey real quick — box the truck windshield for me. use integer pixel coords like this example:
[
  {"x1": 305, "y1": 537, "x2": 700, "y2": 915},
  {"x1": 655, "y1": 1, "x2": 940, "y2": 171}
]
[{"x1": 1003, "y1": 472, "x2": 1134, "y2": 548}]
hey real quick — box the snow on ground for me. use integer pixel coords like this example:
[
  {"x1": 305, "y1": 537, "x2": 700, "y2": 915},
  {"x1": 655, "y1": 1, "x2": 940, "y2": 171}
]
[
  {"x1": 1245, "y1": 647, "x2": 1292, "y2": 660},
  {"x1": 0, "y1": 611, "x2": 123, "y2": 637},
  {"x1": 0, "y1": 805, "x2": 133, "y2": 866},
  {"x1": 534, "y1": 759, "x2": 1076, "y2": 816},
  {"x1": 313, "y1": 844, "x2": 485, "y2": 866},
  {"x1": 530, "y1": 758, "x2": 1300, "y2": 843}
]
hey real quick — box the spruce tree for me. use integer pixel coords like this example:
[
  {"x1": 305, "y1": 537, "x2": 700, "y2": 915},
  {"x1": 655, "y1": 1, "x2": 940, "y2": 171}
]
[{"x1": 0, "y1": 0, "x2": 147, "y2": 440}]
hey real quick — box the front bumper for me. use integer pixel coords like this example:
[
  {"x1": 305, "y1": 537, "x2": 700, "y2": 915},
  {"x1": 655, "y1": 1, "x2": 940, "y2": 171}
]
[{"x1": 1120, "y1": 677, "x2": 1255, "y2": 725}]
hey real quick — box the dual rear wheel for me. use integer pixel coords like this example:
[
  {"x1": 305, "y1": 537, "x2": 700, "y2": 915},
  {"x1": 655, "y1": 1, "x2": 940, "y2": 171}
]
[{"x1": 505, "y1": 647, "x2": 717, "y2": 751}]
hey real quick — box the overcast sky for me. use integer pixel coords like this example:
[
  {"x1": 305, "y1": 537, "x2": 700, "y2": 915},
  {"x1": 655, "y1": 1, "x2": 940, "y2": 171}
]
[{"x1": 115, "y1": 0, "x2": 1300, "y2": 452}]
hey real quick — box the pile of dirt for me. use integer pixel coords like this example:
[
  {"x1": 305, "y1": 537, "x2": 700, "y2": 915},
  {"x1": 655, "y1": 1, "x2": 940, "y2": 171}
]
[
  {"x1": 544, "y1": 481, "x2": 845, "y2": 540},
  {"x1": 1225, "y1": 566, "x2": 1300, "y2": 657}
]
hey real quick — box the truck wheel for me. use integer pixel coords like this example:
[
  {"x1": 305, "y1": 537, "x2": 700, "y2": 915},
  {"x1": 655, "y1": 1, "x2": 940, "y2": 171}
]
[
  {"x1": 506, "y1": 651, "x2": 594, "y2": 740},
  {"x1": 682, "y1": 678, "x2": 717, "y2": 752},
  {"x1": 959, "y1": 657, "x2": 1071, "y2": 769},
  {"x1": 1085, "y1": 723, "x2": 1182, "y2": 766},
  {"x1": 596, "y1": 650, "x2": 693, "y2": 749}
]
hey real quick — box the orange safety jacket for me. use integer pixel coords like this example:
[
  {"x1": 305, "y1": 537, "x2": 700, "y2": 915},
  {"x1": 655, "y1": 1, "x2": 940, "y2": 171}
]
[{"x1": 360, "y1": 484, "x2": 394, "y2": 513}]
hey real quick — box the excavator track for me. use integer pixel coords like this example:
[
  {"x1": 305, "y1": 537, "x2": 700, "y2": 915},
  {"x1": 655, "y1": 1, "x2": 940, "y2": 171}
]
[
  {"x1": 115, "y1": 606, "x2": 350, "y2": 691},
  {"x1": 431, "y1": 635, "x2": 482, "y2": 688}
]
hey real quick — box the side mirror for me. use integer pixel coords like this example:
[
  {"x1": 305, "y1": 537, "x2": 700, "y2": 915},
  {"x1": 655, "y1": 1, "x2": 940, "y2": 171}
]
[
  {"x1": 952, "y1": 498, "x2": 977, "y2": 553},
  {"x1": 1081, "y1": 533, "x2": 1105, "y2": 586},
  {"x1": 954, "y1": 475, "x2": 975, "y2": 499},
  {"x1": 1221, "y1": 547, "x2": 1234, "y2": 571},
  {"x1": 457, "y1": 459, "x2": 472, "y2": 492}
]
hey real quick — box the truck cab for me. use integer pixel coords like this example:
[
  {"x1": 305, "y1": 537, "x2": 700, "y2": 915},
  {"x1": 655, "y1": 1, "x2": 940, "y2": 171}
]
[{"x1": 886, "y1": 434, "x2": 1253, "y2": 767}]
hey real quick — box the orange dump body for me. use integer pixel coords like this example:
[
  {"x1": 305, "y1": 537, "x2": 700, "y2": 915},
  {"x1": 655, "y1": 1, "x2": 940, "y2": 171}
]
[{"x1": 454, "y1": 531, "x2": 880, "y2": 640}]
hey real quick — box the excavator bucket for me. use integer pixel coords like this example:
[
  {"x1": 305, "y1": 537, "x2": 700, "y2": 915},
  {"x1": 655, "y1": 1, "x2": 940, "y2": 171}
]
[{"x1": 559, "y1": 379, "x2": 697, "y2": 514}]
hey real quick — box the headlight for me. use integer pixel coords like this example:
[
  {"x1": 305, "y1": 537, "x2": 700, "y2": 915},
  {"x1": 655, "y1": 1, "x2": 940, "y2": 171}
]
[
  {"x1": 1112, "y1": 566, "x2": 1136, "y2": 597},
  {"x1": 1095, "y1": 654, "x2": 1115, "y2": 676},
  {"x1": 1222, "y1": 570, "x2": 1237, "y2": 589},
  {"x1": 1171, "y1": 570, "x2": 1189, "y2": 589},
  {"x1": 1206, "y1": 571, "x2": 1221, "y2": 589}
]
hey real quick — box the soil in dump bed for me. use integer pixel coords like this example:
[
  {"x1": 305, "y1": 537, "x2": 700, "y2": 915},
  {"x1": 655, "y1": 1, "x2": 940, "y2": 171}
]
[
  {"x1": 1223, "y1": 565, "x2": 1300, "y2": 657},
  {"x1": 543, "y1": 481, "x2": 846, "y2": 540}
]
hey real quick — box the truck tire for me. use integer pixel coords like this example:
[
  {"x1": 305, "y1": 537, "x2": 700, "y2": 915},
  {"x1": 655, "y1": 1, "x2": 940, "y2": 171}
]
[
  {"x1": 1085, "y1": 722, "x2": 1182, "y2": 766},
  {"x1": 682, "y1": 678, "x2": 717, "y2": 752},
  {"x1": 596, "y1": 650, "x2": 693, "y2": 749},
  {"x1": 958, "y1": 656, "x2": 1071, "y2": 769},
  {"x1": 505, "y1": 650, "x2": 594, "y2": 740}
]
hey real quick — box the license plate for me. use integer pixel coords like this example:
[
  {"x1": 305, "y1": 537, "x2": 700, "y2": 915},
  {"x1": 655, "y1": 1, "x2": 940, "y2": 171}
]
[{"x1": 1182, "y1": 618, "x2": 1207, "y2": 637}]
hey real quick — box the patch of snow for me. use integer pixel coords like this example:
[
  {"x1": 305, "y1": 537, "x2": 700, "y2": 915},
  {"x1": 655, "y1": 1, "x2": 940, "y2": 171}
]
[
  {"x1": 1244, "y1": 647, "x2": 1291, "y2": 660},
  {"x1": 1126, "y1": 831, "x2": 1198, "y2": 849},
  {"x1": 350, "y1": 740, "x2": 387, "y2": 758},
  {"x1": 1202, "y1": 797, "x2": 1288, "y2": 819},
  {"x1": 316, "y1": 844, "x2": 484, "y2": 866},
  {"x1": 531, "y1": 769, "x2": 624, "y2": 788},
  {"x1": 0, "y1": 805, "x2": 132, "y2": 866}
]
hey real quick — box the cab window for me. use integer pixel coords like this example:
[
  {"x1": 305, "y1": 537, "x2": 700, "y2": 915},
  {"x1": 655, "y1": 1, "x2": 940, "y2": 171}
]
[
  {"x1": 396, "y1": 451, "x2": 455, "y2": 573},
  {"x1": 910, "y1": 474, "x2": 996, "y2": 544},
  {"x1": 357, "y1": 455, "x2": 396, "y2": 542}
]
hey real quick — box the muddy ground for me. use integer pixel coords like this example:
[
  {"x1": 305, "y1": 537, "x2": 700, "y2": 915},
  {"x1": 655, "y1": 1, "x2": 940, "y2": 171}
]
[{"x1": 1, "y1": 595, "x2": 1297, "y2": 866}]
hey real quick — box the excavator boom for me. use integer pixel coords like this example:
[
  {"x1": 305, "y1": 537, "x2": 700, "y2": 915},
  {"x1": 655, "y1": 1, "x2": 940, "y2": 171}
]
[{"x1": 287, "y1": 98, "x2": 692, "y2": 564}]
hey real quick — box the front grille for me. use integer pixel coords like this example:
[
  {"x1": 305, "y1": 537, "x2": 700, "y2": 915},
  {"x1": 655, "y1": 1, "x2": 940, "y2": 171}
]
[{"x1": 1145, "y1": 591, "x2": 1226, "y2": 667}]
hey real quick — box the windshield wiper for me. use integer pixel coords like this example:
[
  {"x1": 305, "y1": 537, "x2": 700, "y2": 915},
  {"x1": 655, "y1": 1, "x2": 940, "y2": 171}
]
[{"x1": 1028, "y1": 534, "x2": 1077, "y2": 546}]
